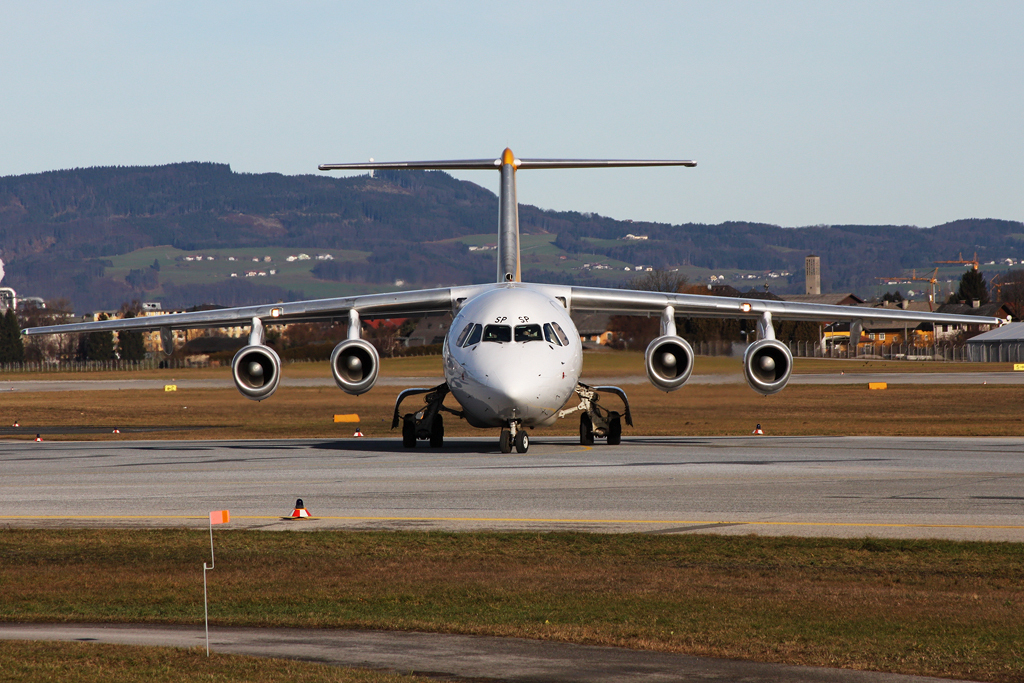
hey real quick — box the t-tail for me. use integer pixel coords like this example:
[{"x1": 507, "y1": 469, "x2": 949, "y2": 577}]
[{"x1": 319, "y1": 149, "x2": 696, "y2": 284}]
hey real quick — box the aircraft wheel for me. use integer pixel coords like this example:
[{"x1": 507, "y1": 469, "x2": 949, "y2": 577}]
[
  {"x1": 514, "y1": 430, "x2": 529, "y2": 454},
  {"x1": 579, "y1": 413, "x2": 594, "y2": 445},
  {"x1": 499, "y1": 428, "x2": 513, "y2": 453},
  {"x1": 429, "y1": 414, "x2": 444, "y2": 448},
  {"x1": 402, "y1": 415, "x2": 416, "y2": 448},
  {"x1": 607, "y1": 412, "x2": 621, "y2": 445}
]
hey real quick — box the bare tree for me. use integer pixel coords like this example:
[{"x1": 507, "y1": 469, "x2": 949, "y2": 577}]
[{"x1": 627, "y1": 269, "x2": 689, "y2": 293}]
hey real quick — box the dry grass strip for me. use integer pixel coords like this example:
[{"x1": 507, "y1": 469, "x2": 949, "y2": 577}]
[
  {"x1": 0, "y1": 640, "x2": 433, "y2": 683},
  {"x1": 1, "y1": 529, "x2": 1021, "y2": 682},
  {"x1": 1, "y1": 381, "x2": 1022, "y2": 441}
]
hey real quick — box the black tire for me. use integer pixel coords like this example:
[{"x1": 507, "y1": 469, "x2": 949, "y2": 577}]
[
  {"x1": 607, "y1": 412, "x2": 621, "y2": 445},
  {"x1": 514, "y1": 430, "x2": 529, "y2": 454},
  {"x1": 499, "y1": 428, "x2": 513, "y2": 453},
  {"x1": 429, "y1": 414, "x2": 444, "y2": 448},
  {"x1": 402, "y1": 415, "x2": 416, "y2": 448},
  {"x1": 579, "y1": 413, "x2": 594, "y2": 445}
]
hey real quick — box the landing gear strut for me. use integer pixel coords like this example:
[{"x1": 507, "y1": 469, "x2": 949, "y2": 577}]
[
  {"x1": 500, "y1": 421, "x2": 529, "y2": 454},
  {"x1": 559, "y1": 383, "x2": 632, "y2": 445},
  {"x1": 392, "y1": 383, "x2": 463, "y2": 448}
]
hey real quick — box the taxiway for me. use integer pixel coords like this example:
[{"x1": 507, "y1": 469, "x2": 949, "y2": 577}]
[{"x1": 2, "y1": 436, "x2": 1021, "y2": 541}]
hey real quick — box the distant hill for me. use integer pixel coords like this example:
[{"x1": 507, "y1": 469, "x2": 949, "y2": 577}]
[{"x1": 1, "y1": 162, "x2": 1022, "y2": 312}]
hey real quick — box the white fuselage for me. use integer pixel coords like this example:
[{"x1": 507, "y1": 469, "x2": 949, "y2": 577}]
[{"x1": 443, "y1": 284, "x2": 583, "y2": 428}]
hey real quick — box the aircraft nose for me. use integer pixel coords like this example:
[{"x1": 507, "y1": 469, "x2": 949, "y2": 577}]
[{"x1": 480, "y1": 364, "x2": 536, "y2": 416}]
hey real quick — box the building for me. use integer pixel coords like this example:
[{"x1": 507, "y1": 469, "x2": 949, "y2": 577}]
[
  {"x1": 805, "y1": 255, "x2": 820, "y2": 295},
  {"x1": 933, "y1": 301, "x2": 1012, "y2": 341},
  {"x1": 571, "y1": 312, "x2": 614, "y2": 345},
  {"x1": 965, "y1": 322, "x2": 1024, "y2": 362},
  {"x1": 781, "y1": 293, "x2": 863, "y2": 307},
  {"x1": 0, "y1": 287, "x2": 16, "y2": 311}
]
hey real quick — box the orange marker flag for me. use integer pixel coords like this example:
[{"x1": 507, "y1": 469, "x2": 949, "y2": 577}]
[{"x1": 209, "y1": 510, "x2": 230, "y2": 525}]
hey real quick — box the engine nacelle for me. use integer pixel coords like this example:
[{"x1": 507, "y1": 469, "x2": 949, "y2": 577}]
[
  {"x1": 231, "y1": 344, "x2": 282, "y2": 401},
  {"x1": 644, "y1": 335, "x2": 694, "y2": 392},
  {"x1": 331, "y1": 338, "x2": 380, "y2": 395},
  {"x1": 743, "y1": 339, "x2": 793, "y2": 395}
]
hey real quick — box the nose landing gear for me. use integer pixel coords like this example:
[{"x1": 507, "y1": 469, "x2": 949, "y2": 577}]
[{"x1": 500, "y1": 421, "x2": 529, "y2": 454}]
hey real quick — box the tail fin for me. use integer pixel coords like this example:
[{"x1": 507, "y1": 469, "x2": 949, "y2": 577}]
[{"x1": 320, "y1": 149, "x2": 695, "y2": 284}]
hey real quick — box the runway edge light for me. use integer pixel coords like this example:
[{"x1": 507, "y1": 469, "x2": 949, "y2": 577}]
[{"x1": 752, "y1": 424, "x2": 763, "y2": 435}]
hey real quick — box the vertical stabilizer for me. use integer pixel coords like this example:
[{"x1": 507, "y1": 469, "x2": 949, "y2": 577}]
[
  {"x1": 497, "y1": 148, "x2": 521, "y2": 283},
  {"x1": 318, "y1": 150, "x2": 695, "y2": 286}
]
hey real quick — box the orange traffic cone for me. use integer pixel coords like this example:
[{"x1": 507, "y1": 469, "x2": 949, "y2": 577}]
[
  {"x1": 290, "y1": 498, "x2": 311, "y2": 519},
  {"x1": 353, "y1": 430, "x2": 364, "y2": 437},
  {"x1": 34, "y1": 434, "x2": 42, "y2": 442},
  {"x1": 752, "y1": 424, "x2": 764, "y2": 435}
]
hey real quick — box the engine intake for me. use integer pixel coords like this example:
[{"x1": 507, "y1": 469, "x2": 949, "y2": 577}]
[
  {"x1": 743, "y1": 339, "x2": 793, "y2": 395},
  {"x1": 231, "y1": 344, "x2": 282, "y2": 401},
  {"x1": 331, "y1": 338, "x2": 380, "y2": 395},
  {"x1": 644, "y1": 335, "x2": 694, "y2": 392}
]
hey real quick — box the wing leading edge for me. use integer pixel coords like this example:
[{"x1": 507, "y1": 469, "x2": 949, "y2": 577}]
[
  {"x1": 568, "y1": 286, "x2": 1003, "y2": 327},
  {"x1": 22, "y1": 285, "x2": 489, "y2": 337}
]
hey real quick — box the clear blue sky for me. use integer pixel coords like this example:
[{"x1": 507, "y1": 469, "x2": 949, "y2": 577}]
[{"x1": 2, "y1": 1, "x2": 1022, "y2": 228}]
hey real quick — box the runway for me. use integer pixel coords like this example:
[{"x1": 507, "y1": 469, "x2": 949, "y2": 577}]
[{"x1": 2, "y1": 436, "x2": 1022, "y2": 541}]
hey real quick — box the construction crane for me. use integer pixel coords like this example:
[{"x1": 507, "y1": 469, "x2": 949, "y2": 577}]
[
  {"x1": 935, "y1": 251, "x2": 979, "y2": 271},
  {"x1": 912, "y1": 268, "x2": 940, "y2": 311},
  {"x1": 990, "y1": 273, "x2": 1005, "y2": 299},
  {"x1": 875, "y1": 268, "x2": 940, "y2": 310}
]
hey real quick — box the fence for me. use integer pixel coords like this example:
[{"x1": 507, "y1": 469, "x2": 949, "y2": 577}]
[
  {"x1": 690, "y1": 340, "x2": 970, "y2": 361},
  {"x1": 966, "y1": 341, "x2": 1024, "y2": 363},
  {"x1": 0, "y1": 358, "x2": 218, "y2": 373}
]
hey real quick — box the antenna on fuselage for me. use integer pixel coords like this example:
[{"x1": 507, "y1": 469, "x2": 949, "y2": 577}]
[{"x1": 319, "y1": 150, "x2": 696, "y2": 285}]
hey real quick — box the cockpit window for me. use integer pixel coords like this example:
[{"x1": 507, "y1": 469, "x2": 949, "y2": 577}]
[
  {"x1": 455, "y1": 323, "x2": 473, "y2": 347},
  {"x1": 482, "y1": 324, "x2": 511, "y2": 343},
  {"x1": 543, "y1": 323, "x2": 562, "y2": 346},
  {"x1": 514, "y1": 324, "x2": 543, "y2": 342},
  {"x1": 463, "y1": 323, "x2": 482, "y2": 346},
  {"x1": 550, "y1": 321, "x2": 570, "y2": 346}
]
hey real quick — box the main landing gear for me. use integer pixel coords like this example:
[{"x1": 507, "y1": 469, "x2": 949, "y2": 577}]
[
  {"x1": 499, "y1": 421, "x2": 529, "y2": 454},
  {"x1": 559, "y1": 383, "x2": 633, "y2": 446},
  {"x1": 392, "y1": 383, "x2": 463, "y2": 449}
]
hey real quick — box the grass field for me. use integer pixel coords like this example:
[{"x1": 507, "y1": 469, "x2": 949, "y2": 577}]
[
  {"x1": 0, "y1": 530, "x2": 1021, "y2": 682},
  {"x1": 0, "y1": 640, "x2": 431, "y2": 683},
  {"x1": 101, "y1": 245, "x2": 385, "y2": 302}
]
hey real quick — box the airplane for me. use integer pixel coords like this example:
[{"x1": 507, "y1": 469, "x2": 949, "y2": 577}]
[{"x1": 23, "y1": 148, "x2": 1003, "y2": 453}]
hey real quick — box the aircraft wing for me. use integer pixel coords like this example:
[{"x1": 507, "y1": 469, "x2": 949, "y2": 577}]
[
  {"x1": 568, "y1": 286, "x2": 1004, "y2": 326},
  {"x1": 22, "y1": 285, "x2": 488, "y2": 337}
]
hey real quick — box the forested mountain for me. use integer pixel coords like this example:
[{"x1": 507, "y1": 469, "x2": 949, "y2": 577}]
[{"x1": 1, "y1": 162, "x2": 1022, "y2": 312}]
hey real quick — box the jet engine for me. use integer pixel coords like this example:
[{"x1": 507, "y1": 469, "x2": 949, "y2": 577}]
[
  {"x1": 644, "y1": 335, "x2": 694, "y2": 392},
  {"x1": 231, "y1": 344, "x2": 282, "y2": 401},
  {"x1": 743, "y1": 339, "x2": 793, "y2": 395},
  {"x1": 331, "y1": 338, "x2": 380, "y2": 395}
]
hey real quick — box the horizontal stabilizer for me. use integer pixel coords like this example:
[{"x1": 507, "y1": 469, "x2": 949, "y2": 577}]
[{"x1": 320, "y1": 157, "x2": 696, "y2": 172}]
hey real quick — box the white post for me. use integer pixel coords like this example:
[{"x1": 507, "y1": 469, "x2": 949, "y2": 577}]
[{"x1": 204, "y1": 516, "x2": 214, "y2": 656}]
